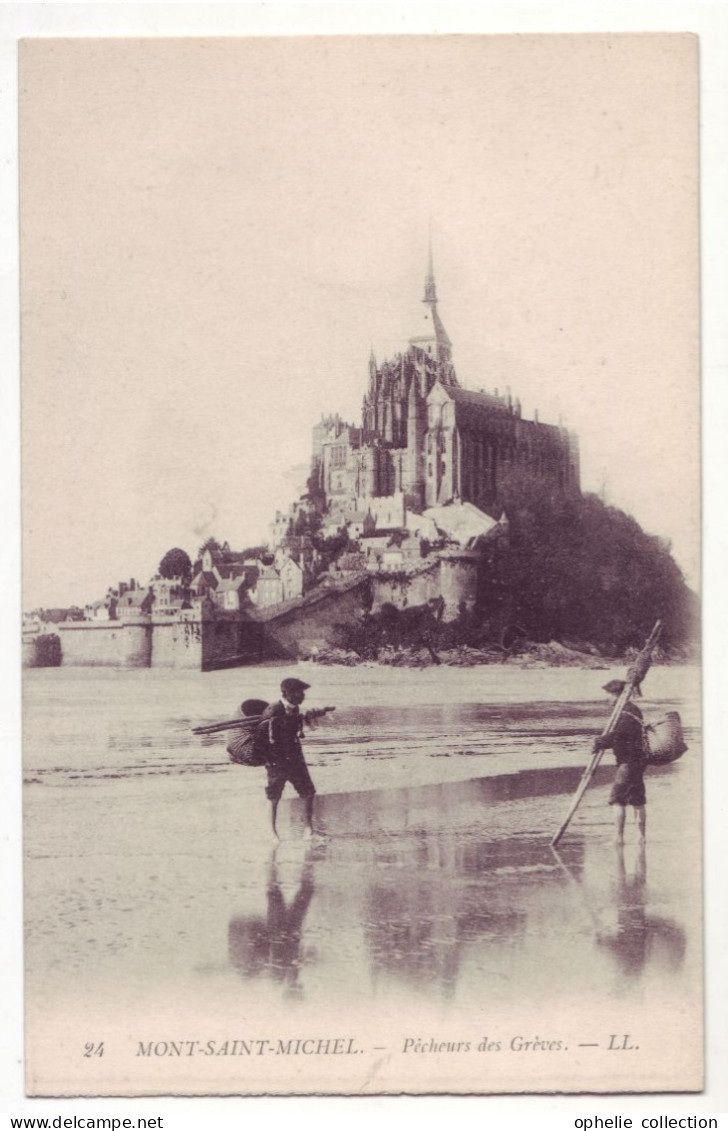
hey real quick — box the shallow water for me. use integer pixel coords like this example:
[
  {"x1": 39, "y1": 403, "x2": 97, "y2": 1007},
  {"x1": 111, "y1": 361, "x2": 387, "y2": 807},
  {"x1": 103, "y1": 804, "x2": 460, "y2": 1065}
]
[
  {"x1": 23, "y1": 663, "x2": 702, "y2": 1095},
  {"x1": 23, "y1": 662, "x2": 700, "y2": 793}
]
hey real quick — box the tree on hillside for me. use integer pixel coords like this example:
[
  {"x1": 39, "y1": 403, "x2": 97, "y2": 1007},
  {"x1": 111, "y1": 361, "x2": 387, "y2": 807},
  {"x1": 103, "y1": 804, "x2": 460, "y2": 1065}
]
[
  {"x1": 291, "y1": 508, "x2": 322, "y2": 538},
  {"x1": 197, "y1": 536, "x2": 222, "y2": 560},
  {"x1": 496, "y1": 472, "x2": 695, "y2": 651},
  {"x1": 158, "y1": 547, "x2": 193, "y2": 585},
  {"x1": 238, "y1": 545, "x2": 268, "y2": 561},
  {"x1": 313, "y1": 529, "x2": 350, "y2": 566}
]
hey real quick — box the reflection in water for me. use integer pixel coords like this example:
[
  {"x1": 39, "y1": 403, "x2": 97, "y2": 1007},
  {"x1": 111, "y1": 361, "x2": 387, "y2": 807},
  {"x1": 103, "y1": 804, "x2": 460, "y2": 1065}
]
[
  {"x1": 555, "y1": 844, "x2": 687, "y2": 984},
  {"x1": 23, "y1": 664, "x2": 699, "y2": 1035},
  {"x1": 595, "y1": 846, "x2": 686, "y2": 981},
  {"x1": 362, "y1": 831, "x2": 552, "y2": 1001},
  {"x1": 365, "y1": 872, "x2": 527, "y2": 1000},
  {"x1": 224, "y1": 770, "x2": 690, "y2": 1007},
  {"x1": 228, "y1": 853, "x2": 315, "y2": 999}
]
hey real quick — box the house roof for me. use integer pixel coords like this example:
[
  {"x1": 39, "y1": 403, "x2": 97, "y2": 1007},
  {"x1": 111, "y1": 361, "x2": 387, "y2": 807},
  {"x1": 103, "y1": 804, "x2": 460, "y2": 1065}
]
[
  {"x1": 423, "y1": 501, "x2": 499, "y2": 547},
  {"x1": 405, "y1": 511, "x2": 440, "y2": 540},
  {"x1": 118, "y1": 588, "x2": 153, "y2": 607},
  {"x1": 257, "y1": 566, "x2": 281, "y2": 581},
  {"x1": 41, "y1": 608, "x2": 77, "y2": 623},
  {"x1": 217, "y1": 577, "x2": 248, "y2": 593},
  {"x1": 360, "y1": 533, "x2": 392, "y2": 545},
  {"x1": 216, "y1": 564, "x2": 248, "y2": 581},
  {"x1": 192, "y1": 570, "x2": 219, "y2": 589}
]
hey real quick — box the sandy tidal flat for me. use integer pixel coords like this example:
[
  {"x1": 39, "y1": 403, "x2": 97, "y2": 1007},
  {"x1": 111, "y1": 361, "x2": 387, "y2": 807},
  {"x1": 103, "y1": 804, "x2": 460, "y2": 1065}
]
[{"x1": 23, "y1": 663, "x2": 702, "y2": 1095}]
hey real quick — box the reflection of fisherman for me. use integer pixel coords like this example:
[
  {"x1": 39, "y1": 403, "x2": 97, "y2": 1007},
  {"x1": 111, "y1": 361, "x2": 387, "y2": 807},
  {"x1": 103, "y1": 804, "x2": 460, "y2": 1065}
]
[
  {"x1": 262, "y1": 678, "x2": 317, "y2": 840},
  {"x1": 228, "y1": 855, "x2": 315, "y2": 999},
  {"x1": 592, "y1": 679, "x2": 646, "y2": 844},
  {"x1": 598, "y1": 844, "x2": 649, "y2": 978},
  {"x1": 596, "y1": 845, "x2": 685, "y2": 982}
]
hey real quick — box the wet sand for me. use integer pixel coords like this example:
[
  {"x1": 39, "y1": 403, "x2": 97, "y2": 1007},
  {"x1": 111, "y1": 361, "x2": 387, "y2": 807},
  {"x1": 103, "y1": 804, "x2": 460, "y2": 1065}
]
[{"x1": 23, "y1": 664, "x2": 702, "y2": 1095}]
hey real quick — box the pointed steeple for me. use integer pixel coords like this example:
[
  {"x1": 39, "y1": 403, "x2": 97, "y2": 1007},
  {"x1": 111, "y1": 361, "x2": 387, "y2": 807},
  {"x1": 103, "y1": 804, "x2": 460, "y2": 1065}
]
[
  {"x1": 367, "y1": 343, "x2": 379, "y2": 399},
  {"x1": 424, "y1": 229, "x2": 438, "y2": 305},
  {"x1": 409, "y1": 235, "x2": 454, "y2": 369}
]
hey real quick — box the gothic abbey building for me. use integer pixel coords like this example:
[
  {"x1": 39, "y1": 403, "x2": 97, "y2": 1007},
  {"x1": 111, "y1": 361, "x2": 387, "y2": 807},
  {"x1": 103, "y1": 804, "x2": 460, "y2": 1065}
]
[{"x1": 309, "y1": 252, "x2": 580, "y2": 519}]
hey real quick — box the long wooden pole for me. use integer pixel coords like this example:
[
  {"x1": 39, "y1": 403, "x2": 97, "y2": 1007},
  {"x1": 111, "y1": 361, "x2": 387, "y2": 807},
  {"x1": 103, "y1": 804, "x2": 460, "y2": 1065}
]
[
  {"x1": 192, "y1": 706, "x2": 335, "y2": 736},
  {"x1": 550, "y1": 620, "x2": 662, "y2": 848},
  {"x1": 192, "y1": 718, "x2": 252, "y2": 736}
]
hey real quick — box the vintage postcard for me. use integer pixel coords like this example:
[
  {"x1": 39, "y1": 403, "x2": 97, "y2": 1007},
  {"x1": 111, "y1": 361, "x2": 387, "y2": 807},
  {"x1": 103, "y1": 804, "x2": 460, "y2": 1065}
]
[{"x1": 20, "y1": 34, "x2": 701, "y2": 1096}]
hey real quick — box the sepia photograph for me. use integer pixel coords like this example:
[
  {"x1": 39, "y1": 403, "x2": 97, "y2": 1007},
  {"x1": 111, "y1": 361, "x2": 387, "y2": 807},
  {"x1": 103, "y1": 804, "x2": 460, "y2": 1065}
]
[{"x1": 18, "y1": 31, "x2": 702, "y2": 1097}]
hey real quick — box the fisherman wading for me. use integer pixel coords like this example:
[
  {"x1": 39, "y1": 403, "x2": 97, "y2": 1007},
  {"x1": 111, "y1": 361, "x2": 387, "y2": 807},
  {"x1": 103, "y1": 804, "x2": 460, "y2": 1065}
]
[
  {"x1": 261, "y1": 677, "x2": 317, "y2": 841},
  {"x1": 593, "y1": 679, "x2": 647, "y2": 844}
]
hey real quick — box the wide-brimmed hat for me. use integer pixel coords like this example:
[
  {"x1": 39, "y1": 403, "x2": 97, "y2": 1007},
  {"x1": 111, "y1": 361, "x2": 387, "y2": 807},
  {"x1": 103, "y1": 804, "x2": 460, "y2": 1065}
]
[
  {"x1": 602, "y1": 679, "x2": 641, "y2": 697},
  {"x1": 281, "y1": 677, "x2": 310, "y2": 696}
]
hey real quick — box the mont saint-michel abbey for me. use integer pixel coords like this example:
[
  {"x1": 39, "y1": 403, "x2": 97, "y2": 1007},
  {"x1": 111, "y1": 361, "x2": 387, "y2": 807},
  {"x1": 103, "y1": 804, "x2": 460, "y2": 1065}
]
[
  {"x1": 309, "y1": 251, "x2": 580, "y2": 520},
  {"x1": 23, "y1": 249, "x2": 584, "y2": 673}
]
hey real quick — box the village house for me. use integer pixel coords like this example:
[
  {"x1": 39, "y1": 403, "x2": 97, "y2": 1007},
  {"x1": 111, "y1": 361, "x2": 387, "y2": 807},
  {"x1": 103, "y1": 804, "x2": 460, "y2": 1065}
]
[
  {"x1": 278, "y1": 554, "x2": 304, "y2": 601},
  {"x1": 215, "y1": 576, "x2": 251, "y2": 612},
  {"x1": 252, "y1": 565, "x2": 285, "y2": 608},
  {"x1": 84, "y1": 595, "x2": 118, "y2": 622},
  {"x1": 190, "y1": 541, "x2": 261, "y2": 605},
  {"x1": 150, "y1": 576, "x2": 188, "y2": 614},
  {"x1": 116, "y1": 587, "x2": 154, "y2": 616},
  {"x1": 190, "y1": 566, "x2": 219, "y2": 600}
]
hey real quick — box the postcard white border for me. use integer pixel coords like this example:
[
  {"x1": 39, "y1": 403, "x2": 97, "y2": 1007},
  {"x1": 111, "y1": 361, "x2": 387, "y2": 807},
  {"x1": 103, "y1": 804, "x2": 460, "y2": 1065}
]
[{"x1": 2, "y1": 1, "x2": 727, "y2": 1124}]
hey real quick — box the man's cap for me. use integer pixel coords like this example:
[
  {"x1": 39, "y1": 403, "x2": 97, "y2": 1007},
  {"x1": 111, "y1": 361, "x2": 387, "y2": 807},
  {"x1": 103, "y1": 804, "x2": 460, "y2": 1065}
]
[
  {"x1": 281, "y1": 677, "x2": 310, "y2": 696},
  {"x1": 602, "y1": 679, "x2": 641, "y2": 697}
]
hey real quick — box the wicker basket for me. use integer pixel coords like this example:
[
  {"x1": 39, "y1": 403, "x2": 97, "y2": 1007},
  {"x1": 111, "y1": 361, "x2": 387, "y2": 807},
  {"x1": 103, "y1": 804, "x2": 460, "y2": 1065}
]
[
  {"x1": 226, "y1": 714, "x2": 268, "y2": 766},
  {"x1": 644, "y1": 711, "x2": 688, "y2": 766}
]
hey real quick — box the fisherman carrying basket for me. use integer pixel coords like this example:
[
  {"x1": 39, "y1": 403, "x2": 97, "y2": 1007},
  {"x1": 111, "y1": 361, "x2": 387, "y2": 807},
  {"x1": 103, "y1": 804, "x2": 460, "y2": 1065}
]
[
  {"x1": 593, "y1": 679, "x2": 647, "y2": 845},
  {"x1": 592, "y1": 678, "x2": 688, "y2": 845},
  {"x1": 193, "y1": 677, "x2": 334, "y2": 842},
  {"x1": 226, "y1": 677, "x2": 327, "y2": 841}
]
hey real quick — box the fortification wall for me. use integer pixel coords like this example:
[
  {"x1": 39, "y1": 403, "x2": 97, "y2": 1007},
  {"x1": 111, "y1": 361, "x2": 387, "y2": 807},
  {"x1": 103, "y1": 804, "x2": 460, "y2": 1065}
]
[
  {"x1": 369, "y1": 554, "x2": 481, "y2": 620},
  {"x1": 371, "y1": 567, "x2": 440, "y2": 612},
  {"x1": 22, "y1": 636, "x2": 37, "y2": 667},
  {"x1": 40, "y1": 614, "x2": 263, "y2": 670},
  {"x1": 57, "y1": 620, "x2": 153, "y2": 667},
  {"x1": 150, "y1": 617, "x2": 203, "y2": 668},
  {"x1": 257, "y1": 579, "x2": 368, "y2": 657},
  {"x1": 197, "y1": 616, "x2": 265, "y2": 670},
  {"x1": 438, "y1": 551, "x2": 480, "y2": 621},
  {"x1": 43, "y1": 551, "x2": 484, "y2": 668}
]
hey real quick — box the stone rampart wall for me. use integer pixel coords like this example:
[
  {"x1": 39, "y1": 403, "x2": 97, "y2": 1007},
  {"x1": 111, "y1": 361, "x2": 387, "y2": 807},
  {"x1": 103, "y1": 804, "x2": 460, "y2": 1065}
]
[
  {"x1": 438, "y1": 552, "x2": 480, "y2": 621},
  {"x1": 57, "y1": 620, "x2": 153, "y2": 667},
  {"x1": 258, "y1": 579, "x2": 369, "y2": 657},
  {"x1": 151, "y1": 617, "x2": 203, "y2": 668},
  {"x1": 371, "y1": 566, "x2": 439, "y2": 612},
  {"x1": 38, "y1": 552, "x2": 484, "y2": 668}
]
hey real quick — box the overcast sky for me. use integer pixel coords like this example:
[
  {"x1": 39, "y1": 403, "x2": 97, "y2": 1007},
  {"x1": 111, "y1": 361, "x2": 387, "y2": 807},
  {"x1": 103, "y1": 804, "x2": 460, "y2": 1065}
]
[{"x1": 20, "y1": 34, "x2": 699, "y2": 608}]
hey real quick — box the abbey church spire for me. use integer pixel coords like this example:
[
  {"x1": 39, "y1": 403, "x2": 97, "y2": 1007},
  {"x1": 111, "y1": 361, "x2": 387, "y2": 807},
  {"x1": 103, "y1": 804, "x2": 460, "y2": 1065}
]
[
  {"x1": 424, "y1": 234, "x2": 438, "y2": 305},
  {"x1": 409, "y1": 237, "x2": 454, "y2": 370}
]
